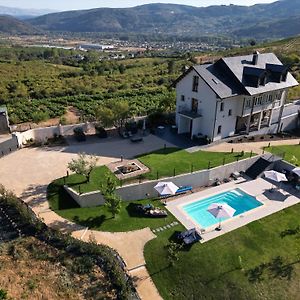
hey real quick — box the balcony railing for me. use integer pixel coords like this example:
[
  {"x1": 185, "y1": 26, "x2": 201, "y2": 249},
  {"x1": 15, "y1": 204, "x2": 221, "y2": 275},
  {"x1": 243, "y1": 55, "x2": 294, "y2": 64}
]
[{"x1": 178, "y1": 108, "x2": 202, "y2": 119}]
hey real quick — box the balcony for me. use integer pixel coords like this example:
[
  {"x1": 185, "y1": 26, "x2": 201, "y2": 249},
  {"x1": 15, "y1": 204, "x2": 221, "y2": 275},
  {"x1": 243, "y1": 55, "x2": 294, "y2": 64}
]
[{"x1": 178, "y1": 109, "x2": 202, "y2": 119}]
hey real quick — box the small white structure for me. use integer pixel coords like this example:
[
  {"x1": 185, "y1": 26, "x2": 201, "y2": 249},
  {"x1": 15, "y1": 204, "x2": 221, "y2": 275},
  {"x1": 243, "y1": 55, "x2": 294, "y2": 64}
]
[
  {"x1": 79, "y1": 44, "x2": 114, "y2": 51},
  {"x1": 174, "y1": 52, "x2": 299, "y2": 141}
]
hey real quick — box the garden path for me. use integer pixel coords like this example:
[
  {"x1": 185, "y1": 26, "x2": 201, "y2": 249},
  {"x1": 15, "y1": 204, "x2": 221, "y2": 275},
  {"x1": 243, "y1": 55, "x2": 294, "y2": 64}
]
[{"x1": 205, "y1": 138, "x2": 300, "y2": 155}]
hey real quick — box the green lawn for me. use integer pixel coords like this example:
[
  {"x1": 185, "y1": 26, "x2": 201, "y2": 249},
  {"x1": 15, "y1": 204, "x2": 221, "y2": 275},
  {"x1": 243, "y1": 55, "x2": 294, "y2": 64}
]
[
  {"x1": 47, "y1": 181, "x2": 176, "y2": 232},
  {"x1": 138, "y1": 148, "x2": 253, "y2": 180},
  {"x1": 48, "y1": 166, "x2": 114, "y2": 200},
  {"x1": 268, "y1": 145, "x2": 300, "y2": 166},
  {"x1": 144, "y1": 204, "x2": 300, "y2": 300}
]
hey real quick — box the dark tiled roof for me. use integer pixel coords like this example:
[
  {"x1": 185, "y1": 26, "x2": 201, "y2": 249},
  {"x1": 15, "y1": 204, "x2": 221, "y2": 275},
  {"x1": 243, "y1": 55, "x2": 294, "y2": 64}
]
[
  {"x1": 175, "y1": 53, "x2": 298, "y2": 99},
  {"x1": 220, "y1": 53, "x2": 298, "y2": 96},
  {"x1": 193, "y1": 63, "x2": 244, "y2": 99}
]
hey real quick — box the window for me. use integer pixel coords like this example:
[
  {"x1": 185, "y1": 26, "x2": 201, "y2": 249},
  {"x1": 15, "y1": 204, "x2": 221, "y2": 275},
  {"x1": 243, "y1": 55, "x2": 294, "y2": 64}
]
[
  {"x1": 192, "y1": 76, "x2": 199, "y2": 92},
  {"x1": 217, "y1": 125, "x2": 222, "y2": 134},
  {"x1": 228, "y1": 109, "x2": 232, "y2": 116},
  {"x1": 181, "y1": 95, "x2": 185, "y2": 102},
  {"x1": 191, "y1": 98, "x2": 198, "y2": 113},
  {"x1": 277, "y1": 90, "x2": 283, "y2": 100},
  {"x1": 268, "y1": 94, "x2": 273, "y2": 103},
  {"x1": 245, "y1": 98, "x2": 252, "y2": 108},
  {"x1": 220, "y1": 102, "x2": 224, "y2": 112}
]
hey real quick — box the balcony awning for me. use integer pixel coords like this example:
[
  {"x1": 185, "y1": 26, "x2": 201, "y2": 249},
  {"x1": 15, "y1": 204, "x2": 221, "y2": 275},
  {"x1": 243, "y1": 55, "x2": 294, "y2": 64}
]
[{"x1": 178, "y1": 110, "x2": 202, "y2": 119}]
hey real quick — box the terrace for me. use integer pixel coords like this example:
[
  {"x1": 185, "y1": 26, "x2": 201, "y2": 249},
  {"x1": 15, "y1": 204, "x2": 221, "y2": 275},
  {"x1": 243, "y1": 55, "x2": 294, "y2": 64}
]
[{"x1": 167, "y1": 177, "x2": 300, "y2": 242}]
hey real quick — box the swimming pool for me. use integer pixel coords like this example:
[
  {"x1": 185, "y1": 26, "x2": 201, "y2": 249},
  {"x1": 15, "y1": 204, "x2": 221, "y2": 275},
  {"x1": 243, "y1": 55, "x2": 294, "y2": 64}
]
[{"x1": 183, "y1": 188, "x2": 263, "y2": 229}]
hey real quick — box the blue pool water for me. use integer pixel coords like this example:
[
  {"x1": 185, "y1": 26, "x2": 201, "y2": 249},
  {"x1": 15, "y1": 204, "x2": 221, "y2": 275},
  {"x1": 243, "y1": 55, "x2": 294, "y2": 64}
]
[{"x1": 183, "y1": 188, "x2": 263, "y2": 229}]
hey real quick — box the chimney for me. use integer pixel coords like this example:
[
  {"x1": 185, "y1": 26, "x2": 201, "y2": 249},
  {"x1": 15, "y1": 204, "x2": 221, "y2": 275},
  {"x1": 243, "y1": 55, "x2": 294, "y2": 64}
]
[{"x1": 252, "y1": 50, "x2": 260, "y2": 65}]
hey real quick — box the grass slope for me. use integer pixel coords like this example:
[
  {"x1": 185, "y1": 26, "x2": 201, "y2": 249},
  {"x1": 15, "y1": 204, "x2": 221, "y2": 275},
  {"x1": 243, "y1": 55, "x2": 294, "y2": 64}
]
[{"x1": 145, "y1": 204, "x2": 300, "y2": 300}]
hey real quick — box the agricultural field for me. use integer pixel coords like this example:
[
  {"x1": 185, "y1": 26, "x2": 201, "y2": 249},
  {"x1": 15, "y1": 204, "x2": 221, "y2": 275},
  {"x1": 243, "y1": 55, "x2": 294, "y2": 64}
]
[
  {"x1": 0, "y1": 36, "x2": 299, "y2": 125},
  {"x1": 0, "y1": 46, "x2": 184, "y2": 124}
]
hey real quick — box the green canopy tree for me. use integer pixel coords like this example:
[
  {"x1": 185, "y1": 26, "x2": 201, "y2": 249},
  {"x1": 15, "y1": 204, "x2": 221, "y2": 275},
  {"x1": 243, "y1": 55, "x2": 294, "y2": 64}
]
[
  {"x1": 105, "y1": 193, "x2": 122, "y2": 218},
  {"x1": 68, "y1": 153, "x2": 98, "y2": 182},
  {"x1": 95, "y1": 100, "x2": 131, "y2": 132},
  {"x1": 102, "y1": 172, "x2": 121, "y2": 218}
]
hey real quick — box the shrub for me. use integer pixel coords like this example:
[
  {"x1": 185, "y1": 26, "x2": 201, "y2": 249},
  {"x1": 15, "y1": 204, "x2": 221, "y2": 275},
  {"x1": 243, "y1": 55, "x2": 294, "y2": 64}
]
[
  {"x1": 73, "y1": 127, "x2": 86, "y2": 142},
  {"x1": 0, "y1": 289, "x2": 7, "y2": 300},
  {"x1": 95, "y1": 125, "x2": 108, "y2": 138},
  {"x1": 147, "y1": 111, "x2": 166, "y2": 128},
  {"x1": 31, "y1": 111, "x2": 49, "y2": 123}
]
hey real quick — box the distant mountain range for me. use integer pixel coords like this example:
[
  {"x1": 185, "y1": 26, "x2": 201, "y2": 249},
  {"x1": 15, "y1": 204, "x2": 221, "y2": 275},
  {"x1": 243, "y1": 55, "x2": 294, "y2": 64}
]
[
  {"x1": 1, "y1": 1, "x2": 300, "y2": 40},
  {"x1": 0, "y1": 5, "x2": 56, "y2": 19}
]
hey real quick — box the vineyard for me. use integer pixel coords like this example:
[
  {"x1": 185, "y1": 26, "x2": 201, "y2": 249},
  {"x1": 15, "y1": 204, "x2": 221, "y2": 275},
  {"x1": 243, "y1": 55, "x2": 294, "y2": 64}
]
[{"x1": 0, "y1": 39, "x2": 299, "y2": 125}]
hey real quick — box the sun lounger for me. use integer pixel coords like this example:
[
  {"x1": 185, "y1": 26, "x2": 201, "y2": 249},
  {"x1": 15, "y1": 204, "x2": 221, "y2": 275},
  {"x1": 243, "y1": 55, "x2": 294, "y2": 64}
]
[
  {"x1": 176, "y1": 186, "x2": 193, "y2": 194},
  {"x1": 160, "y1": 186, "x2": 193, "y2": 200},
  {"x1": 231, "y1": 172, "x2": 241, "y2": 180},
  {"x1": 177, "y1": 228, "x2": 201, "y2": 245},
  {"x1": 148, "y1": 208, "x2": 168, "y2": 218},
  {"x1": 135, "y1": 204, "x2": 167, "y2": 218}
]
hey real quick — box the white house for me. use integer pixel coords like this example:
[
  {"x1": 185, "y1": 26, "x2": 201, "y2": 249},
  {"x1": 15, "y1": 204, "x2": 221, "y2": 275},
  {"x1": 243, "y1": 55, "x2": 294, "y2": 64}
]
[{"x1": 174, "y1": 52, "x2": 299, "y2": 141}]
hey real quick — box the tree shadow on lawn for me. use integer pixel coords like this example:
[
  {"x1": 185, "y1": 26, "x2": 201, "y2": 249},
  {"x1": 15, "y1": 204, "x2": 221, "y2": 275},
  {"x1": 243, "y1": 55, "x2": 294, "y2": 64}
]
[
  {"x1": 126, "y1": 203, "x2": 153, "y2": 219},
  {"x1": 72, "y1": 215, "x2": 109, "y2": 228}
]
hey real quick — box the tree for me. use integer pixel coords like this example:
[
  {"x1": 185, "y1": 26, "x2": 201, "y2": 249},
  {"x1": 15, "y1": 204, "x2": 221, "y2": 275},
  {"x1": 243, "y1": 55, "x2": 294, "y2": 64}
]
[
  {"x1": 105, "y1": 193, "x2": 122, "y2": 218},
  {"x1": 102, "y1": 172, "x2": 121, "y2": 218},
  {"x1": 68, "y1": 153, "x2": 98, "y2": 182},
  {"x1": 102, "y1": 172, "x2": 118, "y2": 196},
  {"x1": 167, "y1": 60, "x2": 175, "y2": 74},
  {"x1": 95, "y1": 100, "x2": 130, "y2": 132}
]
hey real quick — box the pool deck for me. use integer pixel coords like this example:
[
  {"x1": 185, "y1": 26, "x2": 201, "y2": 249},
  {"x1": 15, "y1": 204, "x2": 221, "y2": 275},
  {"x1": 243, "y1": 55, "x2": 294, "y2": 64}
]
[{"x1": 166, "y1": 177, "x2": 300, "y2": 242}]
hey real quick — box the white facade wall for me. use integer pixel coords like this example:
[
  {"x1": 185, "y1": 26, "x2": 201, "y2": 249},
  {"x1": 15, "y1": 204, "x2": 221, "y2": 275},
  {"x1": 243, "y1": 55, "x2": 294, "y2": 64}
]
[
  {"x1": 213, "y1": 96, "x2": 243, "y2": 141},
  {"x1": 175, "y1": 70, "x2": 294, "y2": 141},
  {"x1": 175, "y1": 70, "x2": 217, "y2": 139}
]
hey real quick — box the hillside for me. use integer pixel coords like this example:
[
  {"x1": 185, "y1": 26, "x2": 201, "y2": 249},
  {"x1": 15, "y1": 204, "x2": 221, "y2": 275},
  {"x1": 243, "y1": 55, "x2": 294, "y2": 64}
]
[
  {"x1": 0, "y1": 15, "x2": 39, "y2": 34},
  {"x1": 234, "y1": 16, "x2": 300, "y2": 39},
  {"x1": 27, "y1": 0, "x2": 300, "y2": 39}
]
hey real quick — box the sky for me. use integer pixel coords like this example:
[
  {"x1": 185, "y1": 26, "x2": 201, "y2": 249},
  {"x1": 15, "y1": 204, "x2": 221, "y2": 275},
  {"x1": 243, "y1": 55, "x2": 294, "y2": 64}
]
[{"x1": 0, "y1": 0, "x2": 276, "y2": 11}]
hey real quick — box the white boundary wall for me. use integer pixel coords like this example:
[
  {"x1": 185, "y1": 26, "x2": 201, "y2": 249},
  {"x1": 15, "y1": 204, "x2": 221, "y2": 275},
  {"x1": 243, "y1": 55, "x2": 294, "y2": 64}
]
[
  {"x1": 14, "y1": 122, "x2": 92, "y2": 146},
  {"x1": 64, "y1": 155, "x2": 261, "y2": 207}
]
